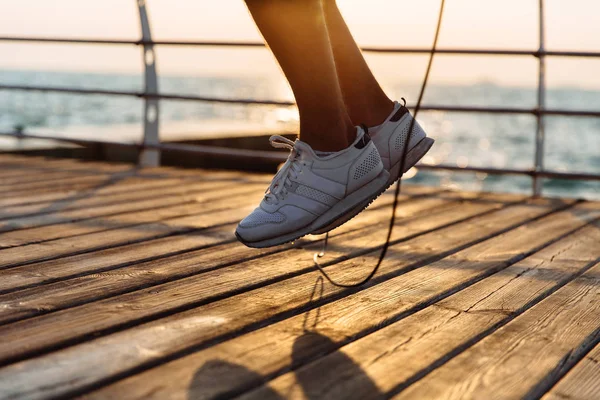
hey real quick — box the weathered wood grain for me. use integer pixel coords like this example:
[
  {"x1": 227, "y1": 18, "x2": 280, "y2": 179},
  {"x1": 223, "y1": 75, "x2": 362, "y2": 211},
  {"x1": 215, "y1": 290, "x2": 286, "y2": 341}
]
[
  {"x1": 0, "y1": 167, "x2": 126, "y2": 186},
  {"x1": 0, "y1": 164, "x2": 58, "y2": 178},
  {"x1": 0, "y1": 176, "x2": 125, "y2": 201},
  {"x1": 0, "y1": 199, "x2": 582, "y2": 399},
  {"x1": 0, "y1": 157, "x2": 265, "y2": 206},
  {"x1": 0, "y1": 177, "x2": 191, "y2": 218},
  {"x1": 232, "y1": 221, "x2": 600, "y2": 400},
  {"x1": 0, "y1": 180, "x2": 263, "y2": 233},
  {"x1": 0, "y1": 226, "x2": 239, "y2": 294},
  {"x1": 0, "y1": 189, "x2": 476, "y2": 323},
  {"x1": 0, "y1": 187, "x2": 447, "y2": 294},
  {"x1": 0, "y1": 155, "x2": 129, "y2": 173},
  {"x1": 0, "y1": 176, "x2": 182, "y2": 208},
  {"x1": 0, "y1": 170, "x2": 275, "y2": 219},
  {"x1": 2, "y1": 154, "x2": 598, "y2": 400},
  {"x1": 0, "y1": 155, "x2": 269, "y2": 186},
  {"x1": 2, "y1": 173, "x2": 137, "y2": 196},
  {"x1": 0, "y1": 184, "x2": 265, "y2": 249},
  {"x1": 0, "y1": 170, "x2": 93, "y2": 186},
  {"x1": 0, "y1": 196, "x2": 260, "y2": 269},
  {"x1": 3, "y1": 181, "x2": 444, "y2": 269},
  {"x1": 0, "y1": 180, "x2": 438, "y2": 226},
  {"x1": 542, "y1": 342, "x2": 600, "y2": 400},
  {"x1": 0, "y1": 193, "x2": 519, "y2": 362},
  {"x1": 392, "y1": 262, "x2": 600, "y2": 399}
]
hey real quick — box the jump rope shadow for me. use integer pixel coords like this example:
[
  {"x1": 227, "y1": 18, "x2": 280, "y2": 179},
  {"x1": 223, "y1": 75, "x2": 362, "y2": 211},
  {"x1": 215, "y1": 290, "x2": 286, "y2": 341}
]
[
  {"x1": 184, "y1": 216, "x2": 600, "y2": 400},
  {"x1": 187, "y1": 277, "x2": 384, "y2": 400}
]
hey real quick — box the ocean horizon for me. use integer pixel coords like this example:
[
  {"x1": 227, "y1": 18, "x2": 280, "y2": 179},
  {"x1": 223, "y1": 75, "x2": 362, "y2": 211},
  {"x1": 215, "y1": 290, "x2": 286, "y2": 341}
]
[{"x1": 1, "y1": 68, "x2": 598, "y2": 200}]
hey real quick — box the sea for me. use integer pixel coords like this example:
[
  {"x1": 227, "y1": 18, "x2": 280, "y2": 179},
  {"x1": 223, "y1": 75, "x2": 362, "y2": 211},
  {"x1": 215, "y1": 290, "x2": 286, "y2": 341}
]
[{"x1": 1, "y1": 69, "x2": 598, "y2": 200}]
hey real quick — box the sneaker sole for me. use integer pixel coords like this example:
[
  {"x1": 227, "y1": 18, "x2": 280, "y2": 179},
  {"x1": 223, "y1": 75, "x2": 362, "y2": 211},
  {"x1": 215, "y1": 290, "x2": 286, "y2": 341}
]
[
  {"x1": 311, "y1": 136, "x2": 435, "y2": 235},
  {"x1": 235, "y1": 168, "x2": 391, "y2": 248}
]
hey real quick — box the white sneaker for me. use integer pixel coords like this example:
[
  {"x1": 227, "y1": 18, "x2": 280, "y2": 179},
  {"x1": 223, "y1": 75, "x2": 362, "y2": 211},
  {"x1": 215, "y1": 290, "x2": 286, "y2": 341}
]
[
  {"x1": 235, "y1": 127, "x2": 390, "y2": 248},
  {"x1": 371, "y1": 99, "x2": 435, "y2": 186},
  {"x1": 311, "y1": 100, "x2": 434, "y2": 235}
]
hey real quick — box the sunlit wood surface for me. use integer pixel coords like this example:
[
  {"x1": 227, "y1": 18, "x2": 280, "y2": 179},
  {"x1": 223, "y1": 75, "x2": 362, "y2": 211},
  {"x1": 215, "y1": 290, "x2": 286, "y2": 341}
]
[{"x1": 0, "y1": 153, "x2": 598, "y2": 400}]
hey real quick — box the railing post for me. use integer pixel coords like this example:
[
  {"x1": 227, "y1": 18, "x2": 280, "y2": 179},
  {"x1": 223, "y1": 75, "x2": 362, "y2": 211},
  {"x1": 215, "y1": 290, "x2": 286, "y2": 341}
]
[
  {"x1": 137, "y1": 0, "x2": 160, "y2": 167},
  {"x1": 533, "y1": 0, "x2": 546, "y2": 196}
]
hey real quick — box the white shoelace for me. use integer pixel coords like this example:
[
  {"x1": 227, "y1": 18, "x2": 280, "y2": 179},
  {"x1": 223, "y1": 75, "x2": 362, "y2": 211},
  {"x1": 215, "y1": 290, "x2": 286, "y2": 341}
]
[{"x1": 264, "y1": 135, "x2": 304, "y2": 205}]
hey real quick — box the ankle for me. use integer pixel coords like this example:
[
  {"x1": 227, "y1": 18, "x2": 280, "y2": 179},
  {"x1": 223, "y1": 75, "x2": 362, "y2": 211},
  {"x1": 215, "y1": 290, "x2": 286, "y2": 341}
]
[
  {"x1": 300, "y1": 125, "x2": 353, "y2": 153},
  {"x1": 364, "y1": 99, "x2": 395, "y2": 127},
  {"x1": 346, "y1": 98, "x2": 394, "y2": 128},
  {"x1": 302, "y1": 135, "x2": 350, "y2": 153}
]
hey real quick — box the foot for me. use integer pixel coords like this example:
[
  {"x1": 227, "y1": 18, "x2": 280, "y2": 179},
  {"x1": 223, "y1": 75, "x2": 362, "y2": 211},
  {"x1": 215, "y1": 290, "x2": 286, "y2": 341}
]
[
  {"x1": 310, "y1": 99, "x2": 434, "y2": 235},
  {"x1": 235, "y1": 127, "x2": 390, "y2": 248}
]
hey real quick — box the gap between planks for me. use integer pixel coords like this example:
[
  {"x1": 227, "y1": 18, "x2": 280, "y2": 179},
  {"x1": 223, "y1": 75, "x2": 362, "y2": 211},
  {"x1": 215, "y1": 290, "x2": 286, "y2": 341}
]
[
  {"x1": 0, "y1": 183, "x2": 267, "y2": 249},
  {"x1": 0, "y1": 188, "x2": 488, "y2": 324},
  {"x1": 542, "y1": 340, "x2": 600, "y2": 400},
  {"x1": 0, "y1": 192, "x2": 540, "y2": 365},
  {"x1": 232, "y1": 222, "x2": 600, "y2": 400},
  {"x1": 0, "y1": 199, "x2": 593, "y2": 399},
  {"x1": 0, "y1": 188, "x2": 444, "y2": 294}
]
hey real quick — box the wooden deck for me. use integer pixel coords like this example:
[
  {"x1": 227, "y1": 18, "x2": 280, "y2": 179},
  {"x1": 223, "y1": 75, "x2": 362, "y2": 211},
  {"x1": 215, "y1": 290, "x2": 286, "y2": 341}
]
[{"x1": 0, "y1": 153, "x2": 599, "y2": 400}]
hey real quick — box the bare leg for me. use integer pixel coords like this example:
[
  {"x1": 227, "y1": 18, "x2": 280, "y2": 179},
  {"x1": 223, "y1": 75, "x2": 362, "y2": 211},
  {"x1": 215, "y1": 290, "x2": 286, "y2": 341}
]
[
  {"x1": 245, "y1": 0, "x2": 355, "y2": 152},
  {"x1": 323, "y1": 0, "x2": 395, "y2": 128}
]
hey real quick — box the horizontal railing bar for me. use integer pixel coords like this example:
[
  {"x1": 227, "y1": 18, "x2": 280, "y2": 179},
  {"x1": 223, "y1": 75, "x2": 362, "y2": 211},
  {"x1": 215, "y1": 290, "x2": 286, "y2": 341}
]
[
  {"x1": 2, "y1": 84, "x2": 600, "y2": 117},
  {"x1": 0, "y1": 131, "x2": 287, "y2": 163},
  {"x1": 1, "y1": 36, "x2": 599, "y2": 58},
  {"x1": 416, "y1": 164, "x2": 600, "y2": 181},
  {"x1": 0, "y1": 37, "x2": 148, "y2": 45},
  {"x1": 2, "y1": 131, "x2": 600, "y2": 182},
  {"x1": 0, "y1": 84, "x2": 295, "y2": 106}
]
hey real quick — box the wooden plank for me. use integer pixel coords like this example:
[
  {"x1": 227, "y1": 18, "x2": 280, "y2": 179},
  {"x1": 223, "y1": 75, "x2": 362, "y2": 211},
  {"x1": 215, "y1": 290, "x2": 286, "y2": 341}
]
[
  {"x1": 0, "y1": 187, "x2": 447, "y2": 294},
  {"x1": 0, "y1": 154, "x2": 129, "y2": 170},
  {"x1": 136, "y1": 166, "x2": 269, "y2": 180},
  {"x1": 0, "y1": 182, "x2": 438, "y2": 268},
  {"x1": 0, "y1": 166, "x2": 64, "y2": 179},
  {"x1": 0, "y1": 184, "x2": 445, "y2": 252},
  {"x1": 0, "y1": 163, "x2": 253, "y2": 202},
  {"x1": 0, "y1": 168, "x2": 269, "y2": 209},
  {"x1": 2, "y1": 173, "x2": 143, "y2": 195},
  {"x1": 0, "y1": 190, "x2": 518, "y2": 360},
  {"x1": 0, "y1": 155, "x2": 144, "y2": 175},
  {"x1": 0, "y1": 158, "x2": 198, "y2": 184},
  {"x1": 228, "y1": 221, "x2": 600, "y2": 400},
  {"x1": 542, "y1": 342, "x2": 600, "y2": 400},
  {"x1": 0, "y1": 175, "x2": 123, "y2": 200},
  {"x1": 0, "y1": 169, "x2": 112, "y2": 186},
  {"x1": 393, "y1": 264, "x2": 600, "y2": 399},
  {"x1": 0, "y1": 177, "x2": 193, "y2": 218},
  {"x1": 0, "y1": 189, "x2": 468, "y2": 323},
  {"x1": 0, "y1": 155, "x2": 129, "y2": 172},
  {"x1": 0, "y1": 226, "x2": 239, "y2": 295},
  {"x1": 0, "y1": 198, "x2": 243, "y2": 249},
  {"x1": 0, "y1": 170, "x2": 249, "y2": 209},
  {"x1": 0, "y1": 181, "x2": 263, "y2": 234},
  {"x1": 0, "y1": 177, "x2": 434, "y2": 220},
  {"x1": 0, "y1": 155, "x2": 257, "y2": 183},
  {"x1": 0, "y1": 158, "x2": 305, "y2": 189},
  {"x1": 0, "y1": 182, "x2": 262, "y2": 247},
  {"x1": 0, "y1": 176, "x2": 183, "y2": 208},
  {"x1": 0, "y1": 199, "x2": 582, "y2": 399},
  {"x1": 0, "y1": 190, "x2": 264, "y2": 269}
]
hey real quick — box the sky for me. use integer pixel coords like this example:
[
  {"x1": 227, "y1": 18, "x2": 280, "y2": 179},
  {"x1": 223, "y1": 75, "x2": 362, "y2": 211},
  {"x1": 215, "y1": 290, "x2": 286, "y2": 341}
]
[{"x1": 0, "y1": 0, "x2": 599, "y2": 89}]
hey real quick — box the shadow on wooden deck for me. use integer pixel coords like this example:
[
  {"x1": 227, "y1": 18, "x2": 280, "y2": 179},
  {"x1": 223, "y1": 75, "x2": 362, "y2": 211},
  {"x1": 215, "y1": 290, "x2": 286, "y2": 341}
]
[{"x1": 0, "y1": 153, "x2": 599, "y2": 400}]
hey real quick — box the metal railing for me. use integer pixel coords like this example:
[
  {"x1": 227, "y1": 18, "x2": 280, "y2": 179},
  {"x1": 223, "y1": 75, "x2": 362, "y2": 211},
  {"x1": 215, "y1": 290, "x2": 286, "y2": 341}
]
[{"x1": 1, "y1": 0, "x2": 599, "y2": 196}]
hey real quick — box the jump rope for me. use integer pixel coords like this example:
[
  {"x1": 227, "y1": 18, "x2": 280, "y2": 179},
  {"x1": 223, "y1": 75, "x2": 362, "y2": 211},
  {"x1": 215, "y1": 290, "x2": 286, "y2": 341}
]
[{"x1": 312, "y1": 0, "x2": 446, "y2": 287}]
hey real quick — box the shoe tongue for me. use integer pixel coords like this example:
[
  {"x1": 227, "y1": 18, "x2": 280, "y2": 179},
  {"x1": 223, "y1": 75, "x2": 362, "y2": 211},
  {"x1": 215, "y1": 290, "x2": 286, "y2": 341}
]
[{"x1": 293, "y1": 139, "x2": 317, "y2": 159}]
